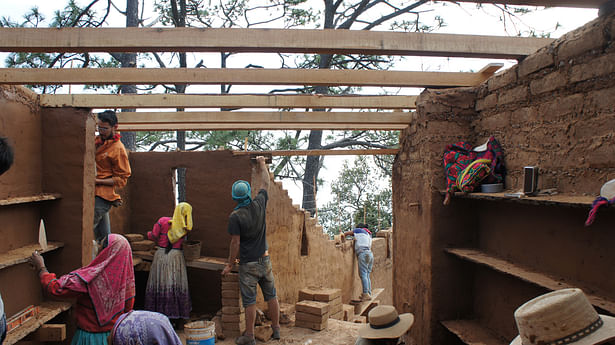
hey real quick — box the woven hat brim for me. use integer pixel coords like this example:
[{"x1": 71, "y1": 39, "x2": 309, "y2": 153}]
[
  {"x1": 510, "y1": 314, "x2": 615, "y2": 345},
  {"x1": 359, "y1": 313, "x2": 414, "y2": 339}
]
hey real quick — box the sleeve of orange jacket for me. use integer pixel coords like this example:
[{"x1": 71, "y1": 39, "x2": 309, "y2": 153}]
[{"x1": 111, "y1": 146, "x2": 131, "y2": 188}]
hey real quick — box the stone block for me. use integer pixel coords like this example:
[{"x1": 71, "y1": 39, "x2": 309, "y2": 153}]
[
  {"x1": 254, "y1": 325, "x2": 273, "y2": 342},
  {"x1": 296, "y1": 311, "x2": 328, "y2": 323},
  {"x1": 529, "y1": 71, "x2": 568, "y2": 95},
  {"x1": 313, "y1": 288, "x2": 342, "y2": 302},
  {"x1": 487, "y1": 67, "x2": 518, "y2": 91},
  {"x1": 557, "y1": 25, "x2": 606, "y2": 63},
  {"x1": 295, "y1": 300, "x2": 330, "y2": 315},
  {"x1": 570, "y1": 53, "x2": 615, "y2": 83},
  {"x1": 519, "y1": 46, "x2": 554, "y2": 77},
  {"x1": 498, "y1": 85, "x2": 528, "y2": 105},
  {"x1": 295, "y1": 318, "x2": 328, "y2": 331}
]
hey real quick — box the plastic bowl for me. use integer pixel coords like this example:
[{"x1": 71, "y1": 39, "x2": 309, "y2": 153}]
[{"x1": 481, "y1": 183, "x2": 503, "y2": 193}]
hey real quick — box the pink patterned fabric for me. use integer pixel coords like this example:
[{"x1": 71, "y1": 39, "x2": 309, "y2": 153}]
[{"x1": 69, "y1": 234, "x2": 135, "y2": 326}]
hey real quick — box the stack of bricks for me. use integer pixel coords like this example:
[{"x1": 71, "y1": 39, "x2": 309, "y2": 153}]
[
  {"x1": 295, "y1": 300, "x2": 330, "y2": 331},
  {"x1": 221, "y1": 273, "x2": 245, "y2": 338},
  {"x1": 298, "y1": 287, "x2": 343, "y2": 320},
  {"x1": 342, "y1": 304, "x2": 355, "y2": 321}
]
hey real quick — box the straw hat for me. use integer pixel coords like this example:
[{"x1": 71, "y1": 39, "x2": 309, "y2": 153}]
[
  {"x1": 358, "y1": 305, "x2": 414, "y2": 339},
  {"x1": 511, "y1": 288, "x2": 615, "y2": 345}
]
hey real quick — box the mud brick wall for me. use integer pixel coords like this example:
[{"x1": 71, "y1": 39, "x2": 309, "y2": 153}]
[
  {"x1": 0, "y1": 85, "x2": 93, "y2": 329},
  {"x1": 394, "y1": 12, "x2": 615, "y2": 345}
]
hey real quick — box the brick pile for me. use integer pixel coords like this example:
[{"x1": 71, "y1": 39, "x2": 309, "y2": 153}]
[
  {"x1": 221, "y1": 273, "x2": 245, "y2": 337},
  {"x1": 295, "y1": 300, "x2": 329, "y2": 331},
  {"x1": 298, "y1": 287, "x2": 343, "y2": 320}
]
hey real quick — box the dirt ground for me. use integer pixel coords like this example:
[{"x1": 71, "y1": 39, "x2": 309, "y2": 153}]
[{"x1": 177, "y1": 319, "x2": 362, "y2": 345}]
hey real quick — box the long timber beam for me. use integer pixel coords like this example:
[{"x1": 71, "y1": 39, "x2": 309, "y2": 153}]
[
  {"x1": 444, "y1": 0, "x2": 607, "y2": 8},
  {"x1": 0, "y1": 28, "x2": 552, "y2": 59},
  {"x1": 116, "y1": 111, "x2": 411, "y2": 131},
  {"x1": 232, "y1": 149, "x2": 400, "y2": 156},
  {"x1": 39, "y1": 94, "x2": 418, "y2": 109},
  {"x1": 0, "y1": 65, "x2": 502, "y2": 88}
]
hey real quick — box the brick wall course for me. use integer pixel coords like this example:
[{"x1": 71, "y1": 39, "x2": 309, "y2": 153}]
[
  {"x1": 556, "y1": 24, "x2": 607, "y2": 64},
  {"x1": 518, "y1": 46, "x2": 554, "y2": 78},
  {"x1": 498, "y1": 85, "x2": 528, "y2": 105},
  {"x1": 569, "y1": 52, "x2": 615, "y2": 83},
  {"x1": 475, "y1": 92, "x2": 498, "y2": 111},
  {"x1": 487, "y1": 67, "x2": 518, "y2": 92},
  {"x1": 529, "y1": 70, "x2": 568, "y2": 96}
]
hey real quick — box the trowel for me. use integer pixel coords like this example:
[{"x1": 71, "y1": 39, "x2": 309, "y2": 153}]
[{"x1": 38, "y1": 219, "x2": 48, "y2": 251}]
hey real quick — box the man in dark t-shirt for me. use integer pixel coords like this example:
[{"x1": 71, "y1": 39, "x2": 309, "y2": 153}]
[{"x1": 222, "y1": 156, "x2": 280, "y2": 345}]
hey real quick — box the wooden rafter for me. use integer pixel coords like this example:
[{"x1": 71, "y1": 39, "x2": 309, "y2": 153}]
[
  {"x1": 0, "y1": 65, "x2": 502, "y2": 88},
  {"x1": 0, "y1": 28, "x2": 552, "y2": 59},
  {"x1": 40, "y1": 94, "x2": 418, "y2": 109},
  {"x1": 232, "y1": 149, "x2": 400, "y2": 156},
  {"x1": 116, "y1": 111, "x2": 412, "y2": 131},
  {"x1": 444, "y1": 0, "x2": 607, "y2": 8}
]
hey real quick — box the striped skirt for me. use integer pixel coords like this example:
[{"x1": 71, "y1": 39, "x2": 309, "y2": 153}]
[{"x1": 144, "y1": 248, "x2": 191, "y2": 319}]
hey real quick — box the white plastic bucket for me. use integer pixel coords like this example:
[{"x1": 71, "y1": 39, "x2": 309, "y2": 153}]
[{"x1": 185, "y1": 320, "x2": 215, "y2": 345}]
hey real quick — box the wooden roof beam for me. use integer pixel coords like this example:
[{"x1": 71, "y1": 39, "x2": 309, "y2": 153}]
[
  {"x1": 39, "y1": 94, "x2": 418, "y2": 109},
  {"x1": 0, "y1": 28, "x2": 552, "y2": 59},
  {"x1": 0, "y1": 65, "x2": 502, "y2": 88},
  {"x1": 443, "y1": 0, "x2": 607, "y2": 8},
  {"x1": 119, "y1": 123, "x2": 408, "y2": 131},
  {"x1": 232, "y1": 149, "x2": 400, "y2": 156}
]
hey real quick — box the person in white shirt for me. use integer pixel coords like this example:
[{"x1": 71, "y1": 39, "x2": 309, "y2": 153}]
[{"x1": 343, "y1": 223, "x2": 374, "y2": 301}]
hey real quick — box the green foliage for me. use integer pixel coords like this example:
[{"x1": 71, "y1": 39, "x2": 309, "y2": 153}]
[{"x1": 319, "y1": 156, "x2": 392, "y2": 237}]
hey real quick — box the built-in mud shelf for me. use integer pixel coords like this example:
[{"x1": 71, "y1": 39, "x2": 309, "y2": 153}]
[
  {"x1": 0, "y1": 193, "x2": 62, "y2": 206},
  {"x1": 442, "y1": 191, "x2": 597, "y2": 208},
  {"x1": 4, "y1": 301, "x2": 71, "y2": 345},
  {"x1": 0, "y1": 242, "x2": 64, "y2": 270},
  {"x1": 133, "y1": 251, "x2": 227, "y2": 271},
  {"x1": 441, "y1": 319, "x2": 507, "y2": 345},
  {"x1": 445, "y1": 248, "x2": 615, "y2": 314}
]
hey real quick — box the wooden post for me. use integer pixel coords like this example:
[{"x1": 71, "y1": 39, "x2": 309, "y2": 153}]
[
  {"x1": 313, "y1": 175, "x2": 317, "y2": 219},
  {"x1": 244, "y1": 137, "x2": 248, "y2": 151},
  {"x1": 377, "y1": 198, "x2": 381, "y2": 232}
]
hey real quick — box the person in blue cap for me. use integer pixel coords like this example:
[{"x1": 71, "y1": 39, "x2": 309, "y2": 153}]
[{"x1": 222, "y1": 156, "x2": 280, "y2": 345}]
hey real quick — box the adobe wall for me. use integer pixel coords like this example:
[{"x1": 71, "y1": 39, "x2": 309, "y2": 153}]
[
  {"x1": 0, "y1": 86, "x2": 93, "y2": 329},
  {"x1": 394, "y1": 11, "x2": 615, "y2": 345},
  {"x1": 125, "y1": 151, "x2": 392, "y2": 314}
]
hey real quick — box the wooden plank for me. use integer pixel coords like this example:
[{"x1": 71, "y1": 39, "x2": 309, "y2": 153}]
[
  {"x1": 0, "y1": 28, "x2": 553, "y2": 59},
  {"x1": 447, "y1": 0, "x2": 607, "y2": 8},
  {"x1": 445, "y1": 191, "x2": 597, "y2": 208},
  {"x1": 350, "y1": 288, "x2": 385, "y2": 316},
  {"x1": 4, "y1": 301, "x2": 71, "y2": 345},
  {"x1": 39, "y1": 94, "x2": 417, "y2": 109},
  {"x1": 117, "y1": 111, "x2": 412, "y2": 124},
  {"x1": 233, "y1": 149, "x2": 399, "y2": 157},
  {"x1": 119, "y1": 123, "x2": 408, "y2": 131},
  {"x1": 0, "y1": 242, "x2": 64, "y2": 270},
  {"x1": 26, "y1": 324, "x2": 66, "y2": 342},
  {"x1": 445, "y1": 248, "x2": 615, "y2": 314},
  {"x1": 0, "y1": 193, "x2": 62, "y2": 206},
  {"x1": 441, "y1": 319, "x2": 507, "y2": 345},
  {"x1": 0, "y1": 68, "x2": 497, "y2": 88},
  {"x1": 132, "y1": 251, "x2": 228, "y2": 271}
]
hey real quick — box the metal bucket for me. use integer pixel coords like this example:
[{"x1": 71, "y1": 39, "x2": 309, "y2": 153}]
[{"x1": 184, "y1": 320, "x2": 215, "y2": 345}]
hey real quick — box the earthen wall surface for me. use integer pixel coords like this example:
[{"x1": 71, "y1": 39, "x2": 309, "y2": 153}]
[{"x1": 394, "y1": 12, "x2": 615, "y2": 345}]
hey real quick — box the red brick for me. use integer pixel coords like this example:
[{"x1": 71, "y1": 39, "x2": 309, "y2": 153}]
[
  {"x1": 519, "y1": 46, "x2": 554, "y2": 78},
  {"x1": 570, "y1": 52, "x2": 615, "y2": 83},
  {"x1": 498, "y1": 85, "x2": 528, "y2": 105},
  {"x1": 557, "y1": 25, "x2": 607, "y2": 63},
  {"x1": 487, "y1": 67, "x2": 518, "y2": 91},
  {"x1": 529, "y1": 71, "x2": 568, "y2": 95}
]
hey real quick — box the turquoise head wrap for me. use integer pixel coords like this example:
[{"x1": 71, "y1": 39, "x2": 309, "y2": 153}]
[{"x1": 232, "y1": 180, "x2": 252, "y2": 209}]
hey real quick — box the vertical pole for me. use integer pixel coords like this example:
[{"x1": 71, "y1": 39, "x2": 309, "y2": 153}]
[{"x1": 313, "y1": 175, "x2": 318, "y2": 219}]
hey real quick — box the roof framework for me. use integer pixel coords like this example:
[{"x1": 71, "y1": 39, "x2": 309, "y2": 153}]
[{"x1": 0, "y1": 2, "x2": 593, "y2": 132}]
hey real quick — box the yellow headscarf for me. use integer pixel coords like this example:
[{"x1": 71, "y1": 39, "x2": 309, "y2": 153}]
[{"x1": 167, "y1": 202, "x2": 193, "y2": 244}]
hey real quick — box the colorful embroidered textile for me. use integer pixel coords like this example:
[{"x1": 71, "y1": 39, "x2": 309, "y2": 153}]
[
  {"x1": 70, "y1": 234, "x2": 135, "y2": 327},
  {"x1": 148, "y1": 217, "x2": 184, "y2": 249},
  {"x1": 111, "y1": 311, "x2": 182, "y2": 345},
  {"x1": 167, "y1": 202, "x2": 193, "y2": 244}
]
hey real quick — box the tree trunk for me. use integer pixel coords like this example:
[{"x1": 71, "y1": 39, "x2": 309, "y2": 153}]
[{"x1": 119, "y1": 0, "x2": 138, "y2": 151}]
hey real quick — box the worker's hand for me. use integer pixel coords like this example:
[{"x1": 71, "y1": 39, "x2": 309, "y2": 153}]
[
  {"x1": 221, "y1": 263, "x2": 233, "y2": 276},
  {"x1": 30, "y1": 251, "x2": 45, "y2": 271}
]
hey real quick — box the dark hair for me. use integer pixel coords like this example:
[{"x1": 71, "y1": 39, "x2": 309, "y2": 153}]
[
  {"x1": 0, "y1": 136, "x2": 14, "y2": 175},
  {"x1": 97, "y1": 110, "x2": 118, "y2": 126},
  {"x1": 356, "y1": 223, "x2": 368, "y2": 229}
]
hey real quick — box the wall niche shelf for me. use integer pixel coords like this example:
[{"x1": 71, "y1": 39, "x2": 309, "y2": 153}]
[
  {"x1": 0, "y1": 193, "x2": 62, "y2": 206},
  {"x1": 4, "y1": 301, "x2": 71, "y2": 345},
  {"x1": 445, "y1": 248, "x2": 615, "y2": 314},
  {"x1": 441, "y1": 191, "x2": 597, "y2": 208},
  {"x1": 0, "y1": 242, "x2": 64, "y2": 270}
]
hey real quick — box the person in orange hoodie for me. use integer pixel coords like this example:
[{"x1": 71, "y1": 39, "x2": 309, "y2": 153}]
[{"x1": 94, "y1": 111, "x2": 131, "y2": 244}]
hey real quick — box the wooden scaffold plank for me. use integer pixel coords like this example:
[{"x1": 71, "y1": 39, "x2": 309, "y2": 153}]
[{"x1": 0, "y1": 28, "x2": 553, "y2": 59}]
